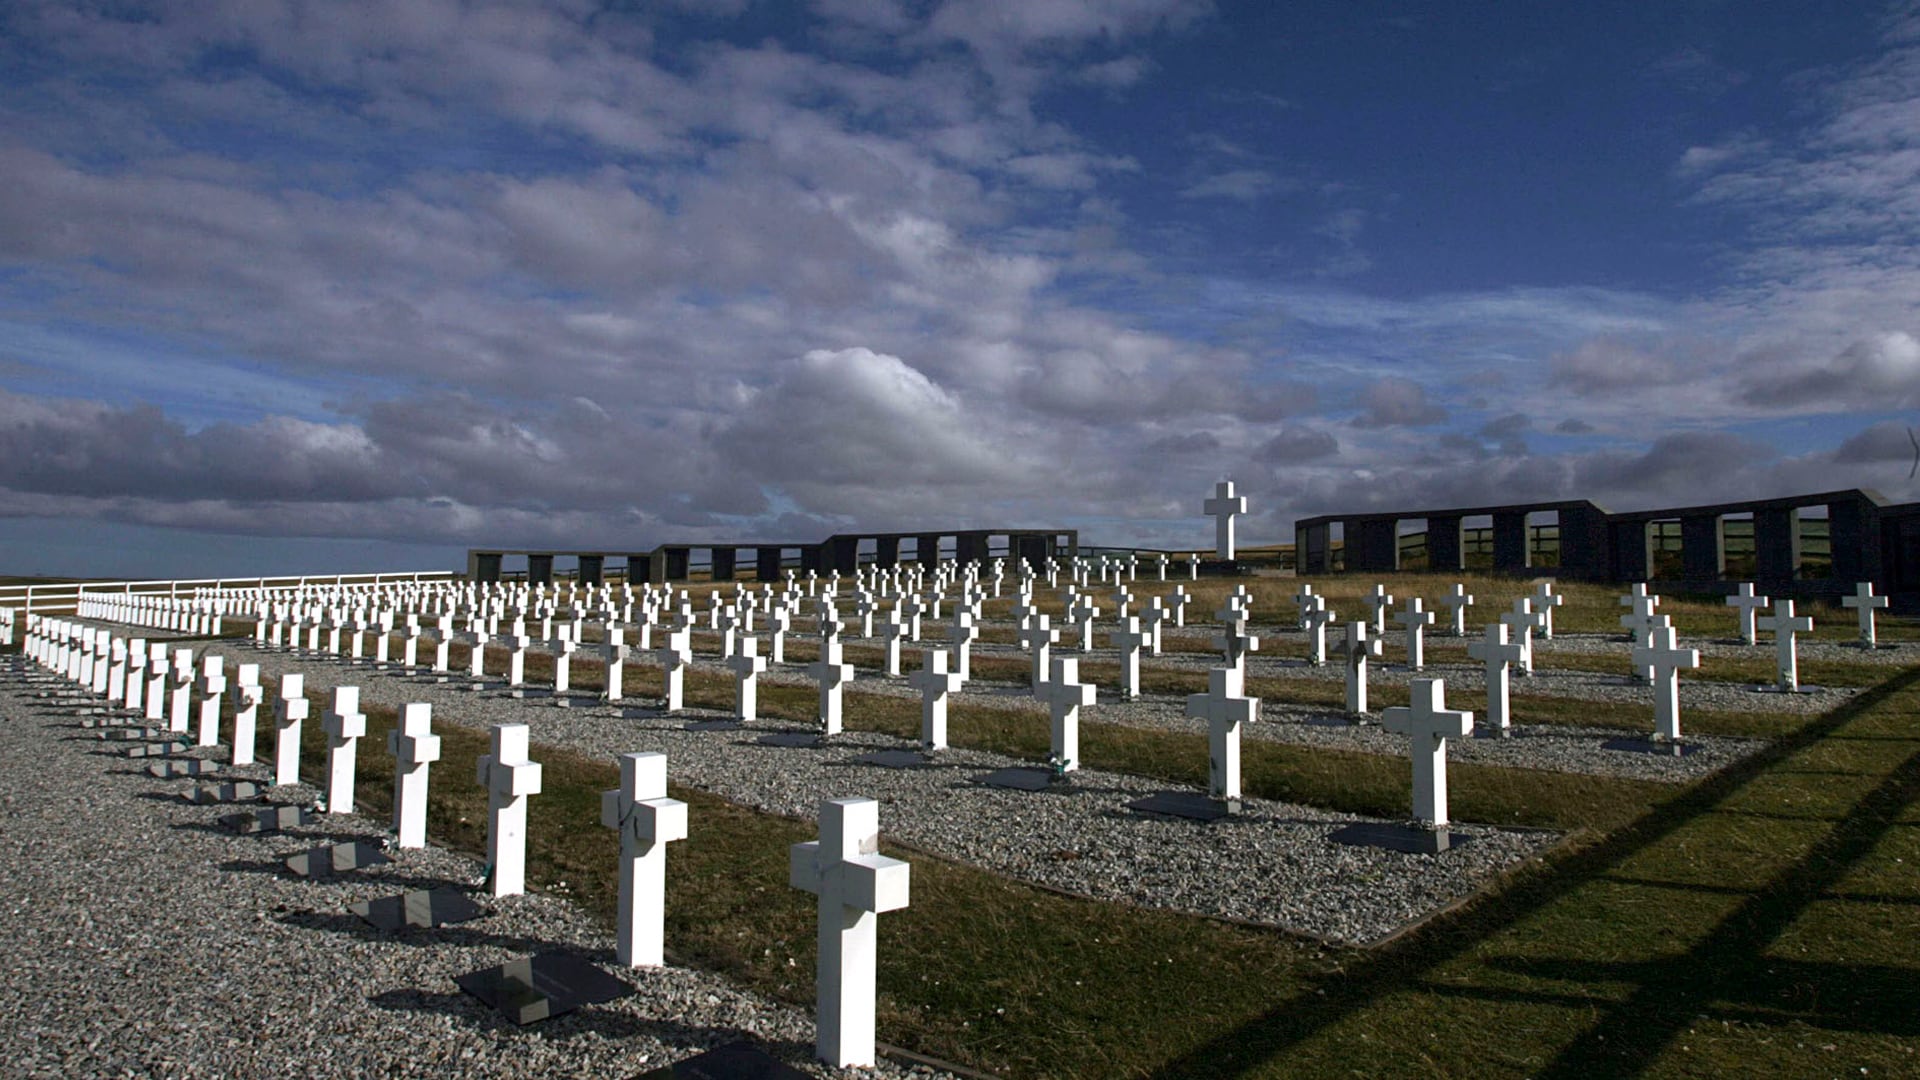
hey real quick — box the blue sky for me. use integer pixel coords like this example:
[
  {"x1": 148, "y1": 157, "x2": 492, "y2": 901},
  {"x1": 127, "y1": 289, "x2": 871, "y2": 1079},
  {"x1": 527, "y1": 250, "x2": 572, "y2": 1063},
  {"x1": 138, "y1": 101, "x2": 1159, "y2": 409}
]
[{"x1": 1, "y1": 0, "x2": 1917, "y2": 578}]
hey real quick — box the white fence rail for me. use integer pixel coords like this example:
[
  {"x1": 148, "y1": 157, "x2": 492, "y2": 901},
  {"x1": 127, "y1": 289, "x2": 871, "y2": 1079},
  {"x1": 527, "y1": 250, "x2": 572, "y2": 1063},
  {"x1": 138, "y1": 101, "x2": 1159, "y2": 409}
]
[{"x1": 0, "y1": 571, "x2": 459, "y2": 618}]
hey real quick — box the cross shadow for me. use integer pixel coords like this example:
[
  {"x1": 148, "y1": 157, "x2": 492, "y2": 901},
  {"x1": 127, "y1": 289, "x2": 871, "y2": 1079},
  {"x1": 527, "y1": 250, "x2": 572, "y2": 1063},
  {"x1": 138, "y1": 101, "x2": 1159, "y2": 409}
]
[{"x1": 1147, "y1": 664, "x2": 1920, "y2": 1078}]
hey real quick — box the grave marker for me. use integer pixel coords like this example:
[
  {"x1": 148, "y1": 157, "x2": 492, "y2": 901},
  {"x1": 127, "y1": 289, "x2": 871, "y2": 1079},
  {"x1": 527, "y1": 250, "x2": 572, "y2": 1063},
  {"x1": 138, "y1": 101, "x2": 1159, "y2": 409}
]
[
  {"x1": 908, "y1": 648, "x2": 963, "y2": 751},
  {"x1": 323, "y1": 686, "x2": 367, "y2": 813},
  {"x1": 1757, "y1": 600, "x2": 1814, "y2": 692},
  {"x1": 273, "y1": 673, "x2": 309, "y2": 787},
  {"x1": 1632, "y1": 624, "x2": 1701, "y2": 742},
  {"x1": 789, "y1": 798, "x2": 910, "y2": 1069},
  {"x1": 601, "y1": 752, "x2": 687, "y2": 967},
  {"x1": 1397, "y1": 599, "x2": 1433, "y2": 671},
  {"x1": 477, "y1": 723, "x2": 542, "y2": 897},
  {"x1": 1465, "y1": 623, "x2": 1525, "y2": 735},
  {"x1": 1725, "y1": 583, "x2": 1768, "y2": 646},
  {"x1": 1036, "y1": 656, "x2": 1095, "y2": 771},
  {"x1": 1381, "y1": 678, "x2": 1474, "y2": 829},
  {"x1": 1186, "y1": 666, "x2": 1258, "y2": 802},
  {"x1": 1841, "y1": 581, "x2": 1889, "y2": 647},
  {"x1": 1203, "y1": 480, "x2": 1247, "y2": 560},
  {"x1": 388, "y1": 703, "x2": 440, "y2": 848}
]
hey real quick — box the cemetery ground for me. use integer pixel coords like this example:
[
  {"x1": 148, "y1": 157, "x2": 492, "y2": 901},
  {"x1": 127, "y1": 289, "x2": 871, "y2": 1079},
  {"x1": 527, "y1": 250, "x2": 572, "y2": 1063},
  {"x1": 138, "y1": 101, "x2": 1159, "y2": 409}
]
[{"x1": 9, "y1": 571, "x2": 1920, "y2": 1078}]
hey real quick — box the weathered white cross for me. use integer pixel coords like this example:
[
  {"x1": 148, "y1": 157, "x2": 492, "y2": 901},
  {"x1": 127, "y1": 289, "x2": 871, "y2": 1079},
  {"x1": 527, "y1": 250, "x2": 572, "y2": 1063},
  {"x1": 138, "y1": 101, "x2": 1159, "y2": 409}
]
[
  {"x1": 476, "y1": 723, "x2": 542, "y2": 897},
  {"x1": 1381, "y1": 678, "x2": 1474, "y2": 828},
  {"x1": 1757, "y1": 600, "x2": 1814, "y2": 691},
  {"x1": 1338, "y1": 622, "x2": 1383, "y2": 714},
  {"x1": 1841, "y1": 581, "x2": 1889, "y2": 646},
  {"x1": 1397, "y1": 599, "x2": 1434, "y2": 671},
  {"x1": 1019, "y1": 614, "x2": 1058, "y2": 690},
  {"x1": 1204, "y1": 480, "x2": 1247, "y2": 560},
  {"x1": 908, "y1": 648, "x2": 964, "y2": 750},
  {"x1": 1186, "y1": 665, "x2": 1259, "y2": 800},
  {"x1": 809, "y1": 632, "x2": 855, "y2": 735},
  {"x1": 388, "y1": 702, "x2": 440, "y2": 848},
  {"x1": 1632, "y1": 624, "x2": 1701, "y2": 741},
  {"x1": 728, "y1": 636, "x2": 767, "y2": 722},
  {"x1": 1036, "y1": 655, "x2": 1095, "y2": 771},
  {"x1": 1724, "y1": 582, "x2": 1769, "y2": 646},
  {"x1": 273, "y1": 673, "x2": 308, "y2": 787},
  {"x1": 602, "y1": 751, "x2": 686, "y2": 967},
  {"x1": 789, "y1": 798, "x2": 910, "y2": 1069}
]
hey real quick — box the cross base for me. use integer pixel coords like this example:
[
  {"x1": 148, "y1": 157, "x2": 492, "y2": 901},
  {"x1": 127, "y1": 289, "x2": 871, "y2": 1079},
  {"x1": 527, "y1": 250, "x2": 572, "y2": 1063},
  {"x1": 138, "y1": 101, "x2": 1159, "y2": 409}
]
[
  {"x1": 1126, "y1": 791, "x2": 1239, "y2": 821},
  {"x1": 1327, "y1": 822, "x2": 1472, "y2": 855},
  {"x1": 1471, "y1": 726, "x2": 1515, "y2": 740},
  {"x1": 285, "y1": 840, "x2": 393, "y2": 878},
  {"x1": 222, "y1": 805, "x2": 311, "y2": 835},
  {"x1": 685, "y1": 718, "x2": 746, "y2": 732},
  {"x1": 757, "y1": 732, "x2": 824, "y2": 748}
]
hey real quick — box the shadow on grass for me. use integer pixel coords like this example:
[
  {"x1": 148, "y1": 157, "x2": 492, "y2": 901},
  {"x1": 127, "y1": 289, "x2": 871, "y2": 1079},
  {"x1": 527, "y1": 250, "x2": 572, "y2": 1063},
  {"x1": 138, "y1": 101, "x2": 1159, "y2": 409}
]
[{"x1": 1150, "y1": 664, "x2": 1920, "y2": 1079}]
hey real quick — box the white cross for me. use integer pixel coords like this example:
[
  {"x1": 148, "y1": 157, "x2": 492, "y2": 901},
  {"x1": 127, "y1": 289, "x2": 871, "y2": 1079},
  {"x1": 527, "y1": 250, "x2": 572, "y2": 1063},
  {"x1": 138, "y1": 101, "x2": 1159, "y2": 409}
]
[
  {"x1": 899, "y1": 594, "x2": 925, "y2": 641},
  {"x1": 1036, "y1": 655, "x2": 1095, "y2": 770},
  {"x1": 476, "y1": 723, "x2": 542, "y2": 897},
  {"x1": 551, "y1": 635, "x2": 578, "y2": 694},
  {"x1": 603, "y1": 642, "x2": 630, "y2": 702},
  {"x1": 1112, "y1": 584, "x2": 1135, "y2": 621},
  {"x1": 1338, "y1": 622, "x2": 1383, "y2": 714},
  {"x1": 1381, "y1": 678, "x2": 1474, "y2": 828},
  {"x1": 1019, "y1": 614, "x2": 1058, "y2": 690},
  {"x1": 387, "y1": 702, "x2": 440, "y2": 848},
  {"x1": 506, "y1": 633, "x2": 531, "y2": 688},
  {"x1": 1500, "y1": 598, "x2": 1546, "y2": 675},
  {"x1": 788, "y1": 798, "x2": 910, "y2": 1069},
  {"x1": 809, "y1": 633, "x2": 855, "y2": 735},
  {"x1": 231, "y1": 663, "x2": 262, "y2": 767},
  {"x1": 195, "y1": 654, "x2": 227, "y2": 748},
  {"x1": 908, "y1": 648, "x2": 964, "y2": 750},
  {"x1": 1841, "y1": 581, "x2": 1889, "y2": 646},
  {"x1": 1363, "y1": 584, "x2": 1395, "y2": 636},
  {"x1": 1466, "y1": 623, "x2": 1526, "y2": 734},
  {"x1": 1757, "y1": 600, "x2": 1814, "y2": 691},
  {"x1": 1110, "y1": 616, "x2": 1149, "y2": 700},
  {"x1": 273, "y1": 673, "x2": 308, "y2": 787},
  {"x1": 1212, "y1": 617, "x2": 1260, "y2": 680},
  {"x1": 1529, "y1": 582, "x2": 1564, "y2": 639},
  {"x1": 1204, "y1": 480, "x2": 1247, "y2": 560},
  {"x1": 1397, "y1": 599, "x2": 1434, "y2": 671},
  {"x1": 1066, "y1": 593, "x2": 1101, "y2": 650},
  {"x1": 728, "y1": 636, "x2": 767, "y2": 722},
  {"x1": 1141, "y1": 598, "x2": 1167, "y2": 655},
  {"x1": 602, "y1": 751, "x2": 686, "y2": 968},
  {"x1": 1291, "y1": 582, "x2": 1317, "y2": 629},
  {"x1": 655, "y1": 626, "x2": 691, "y2": 712},
  {"x1": 322, "y1": 685, "x2": 367, "y2": 813},
  {"x1": 1169, "y1": 586, "x2": 1190, "y2": 627},
  {"x1": 949, "y1": 609, "x2": 979, "y2": 680},
  {"x1": 1303, "y1": 597, "x2": 1336, "y2": 665},
  {"x1": 1632, "y1": 624, "x2": 1701, "y2": 741},
  {"x1": 169, "y1": 647, "x2": 195, "y2": 733},
  {"x1": 767, "y1": 604, "x2": 791, "y2": 664},
  {"x1": 1618, "y1": 594, "x2": 1662, "y2": 680},
  {"x1": 124, "y1": 638, "x2": 147, "y2": 713},
  {"x1": 1724, "y1": 583, "x2": 1769, "y2": 646},
  {"x1": 1186, "y1": 665, "x2": 1259, "y2": 800},
  {"x1": 879, "y1": 612, "x2": 907, "y2": 677}
]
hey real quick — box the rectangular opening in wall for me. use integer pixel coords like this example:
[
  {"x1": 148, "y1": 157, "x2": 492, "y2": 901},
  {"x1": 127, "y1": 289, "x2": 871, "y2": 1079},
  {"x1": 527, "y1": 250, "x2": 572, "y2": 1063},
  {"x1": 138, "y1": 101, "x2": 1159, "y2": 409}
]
[
  {"x1": 1721, "y1": 514, "x2": 1755, "y2": 579},
  {"x1": 1328, "y1": 522, "x2": 1345, "y2": 572},
  {"x1": 1797, "y1": 505, "x2": 1832, "y2": 580},
  {"x1": 940, "y1": 536, "x2": 957, "y2": 560},
  {"x1": 1462, "y1": 515, "x2": 1494, "y2": 570},
  {"x1": 1398, "y1": 518, "x2": 1429, "y2": 571},
  {"x1": 856, "y1": 538, "x2": 877, "y2": 567},
  {"x1": 1649, "y1": 519, "x2": 1684, "y2": 579},
  {"x1": 1527, "y1": 511, "x2": 1561, "y2": 569}
]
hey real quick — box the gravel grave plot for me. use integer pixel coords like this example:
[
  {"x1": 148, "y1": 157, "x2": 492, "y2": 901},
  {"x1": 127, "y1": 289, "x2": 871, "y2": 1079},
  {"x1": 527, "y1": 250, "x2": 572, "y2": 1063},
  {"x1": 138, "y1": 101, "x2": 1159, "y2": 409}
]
[
  {"x1": 221, "y1": 643, "x2": 1560, "y2": 947},
  {"x1": 0, "y1": 659, "x2": 953, "y2": 1080}
]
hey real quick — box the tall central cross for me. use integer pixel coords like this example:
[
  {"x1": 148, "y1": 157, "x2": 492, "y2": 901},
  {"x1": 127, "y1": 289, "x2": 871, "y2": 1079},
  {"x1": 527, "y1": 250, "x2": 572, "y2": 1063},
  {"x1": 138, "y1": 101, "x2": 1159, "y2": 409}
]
[
  {"x1": 1438, "y1": 583, "x2": 1474, "y2": 636},
  {"x1": 1500, "y1": 598, "x2": 1546, "y2": 676},
  {"x1": 1363, "y1": 584, "x2": 1395, "y2": 636},
  {"x1": 1381, "y1": 678, "x2": 1474, "y2": 829},
  {"x1": 789, "y1": 798, "x2": 911, "y2": 1069},
  {"x1": 1203, "y1": 480, "x2": 1247, "y2": 560}
]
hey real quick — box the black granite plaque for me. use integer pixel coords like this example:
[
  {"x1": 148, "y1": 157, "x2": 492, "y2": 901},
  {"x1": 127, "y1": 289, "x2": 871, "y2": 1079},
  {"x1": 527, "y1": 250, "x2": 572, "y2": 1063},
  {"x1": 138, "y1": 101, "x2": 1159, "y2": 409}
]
[
  {"x1": 285, "y1": 841, "x2": 392, "y2": 878},
  {"x1": 853, "y1": 750, "x2": 933, "y2": 769},
  {"x1": 1126, "y1": 791, "x2": 1238, "y2": 821},
  {"x1": 686, "y1": 718, "x2": 745, "y2": 732},
  {"x1": 1601, "y1": 737, "x2": 1701, "y2": 757},
  {"x1": 222, "y1": 804, "x2": 310, "y2": 835},
  {"x1": 454, "y1": 953, "x2": 632, "y2": 1025},
  {"x1": 975, "y1": 767, "x2": 1054, "y2": 791},
  {"x1": 1327, "y1": 822, "x2": 1470, "y2": 854},
  {"x1": 637, "y1": 1040, "x2": 810, "y2": 1079},
  {"x1": 351, "y1": 888, "x2": 483, "y2": 931}
]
